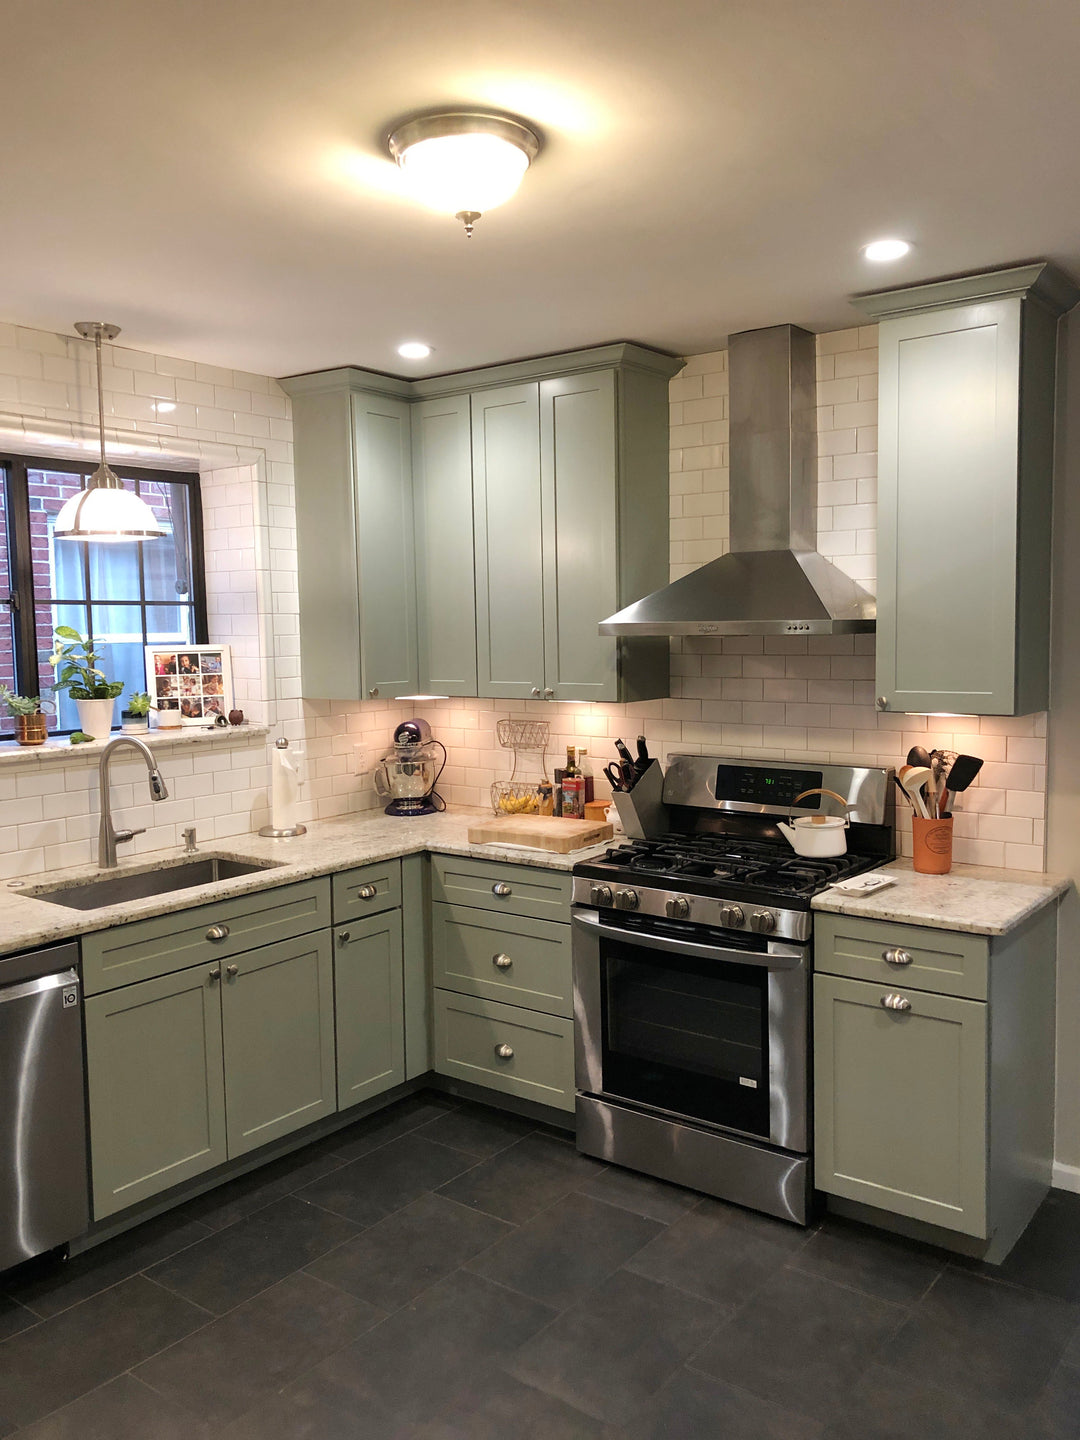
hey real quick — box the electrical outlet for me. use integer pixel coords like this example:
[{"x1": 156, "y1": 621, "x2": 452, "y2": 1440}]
[{"x1": 352, "y1": 745, "x2": 371, "y2": 776}]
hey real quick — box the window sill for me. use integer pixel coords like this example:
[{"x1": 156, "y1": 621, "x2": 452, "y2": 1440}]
[{"x1": 0, "y1": 723, "x2": 270, "y2": 769}]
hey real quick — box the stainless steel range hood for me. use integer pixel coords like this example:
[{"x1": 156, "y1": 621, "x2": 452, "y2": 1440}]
[{"x1": 600, "y1": 324, "x2": 875, "y2": 637}]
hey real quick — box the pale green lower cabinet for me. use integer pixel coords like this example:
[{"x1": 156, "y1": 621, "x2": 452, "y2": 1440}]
[
  {"x1": 85, "y1": 966, "x2": 227, "y2": 1220},
  {"x1": 814, "y1": 974, "x2": 988, "y2": 1237},
  {"x1": 334, "y1": 914, "x2": 406, "y2": 1109},
  {"x1": 222, "y1": 933, "x2": 336, "y2": 1158}
]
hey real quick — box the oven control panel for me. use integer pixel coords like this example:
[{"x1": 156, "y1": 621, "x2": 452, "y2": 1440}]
[
  {"x1": 572, "y1": 877, "x2": 808, "y2": 943},
  {"x1": 715, "y1": 764, "x2": 823, "y2": 809}
]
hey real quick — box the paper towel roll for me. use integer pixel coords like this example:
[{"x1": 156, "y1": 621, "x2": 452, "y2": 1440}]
[{"x1": 260, "y1": 737, "x2": 307, "y2": 837}]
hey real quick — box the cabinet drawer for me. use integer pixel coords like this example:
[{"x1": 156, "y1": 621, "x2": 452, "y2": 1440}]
[
  {"x1": 434, "y1": 990, "x2": 575, "y2": 1112},
  {"x1": 431, "y1": 854, "x2": 571, "y2": 922},
  {"x1": 433, "y1": 902, "x2": 572, "y2": 1017},
  {"x1": 815, "y1": 913, "x2": 989, "y2": 1000},
  {"x1": 332, "y1": 859, "x2": 402, "y2": 923},
  {"x1": 82, "y1": 878, "x2": 332, "y2": 995}
]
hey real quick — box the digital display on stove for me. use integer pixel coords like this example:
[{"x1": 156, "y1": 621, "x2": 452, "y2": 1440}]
[{"x1": 715, "y1": 765, "x2": 824, "y2": 809}]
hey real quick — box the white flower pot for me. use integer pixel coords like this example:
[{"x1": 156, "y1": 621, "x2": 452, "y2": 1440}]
[{"x1": 75, "y1": 697, "x2": 117, "y2": 739}]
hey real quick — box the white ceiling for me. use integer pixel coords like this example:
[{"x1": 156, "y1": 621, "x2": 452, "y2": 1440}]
[{"x1": 4, "y1": 0, "x2": 1080, "y2": 378}]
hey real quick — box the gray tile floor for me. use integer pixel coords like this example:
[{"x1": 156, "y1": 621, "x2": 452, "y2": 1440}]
[{"x1": 2, "y1": 1091, "x2": 1079, "y2": 1438}]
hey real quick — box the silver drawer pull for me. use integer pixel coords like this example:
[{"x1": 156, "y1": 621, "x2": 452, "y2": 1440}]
[
  {"x1": 338, "y1": 930, "x2": 351, "y2": 945},
  {"x1": 208, "y1": 967, "x2": 221, "y2": 981},
  {"x1": 492, "y1": 882, "x2": 512, "y2": 897},
  {"x1": 493, "y1": 952, "x2": 513, "y2": 970},
  {"x1": 358, "y1": 884, "x2": 377, "y2": 901},
  {"x1": 494, "y1": 1042, "x2": 514, "y2": 1059},
  {"x1": 226, "y1": 964, "x2": 238, "y2": 977},
  {"x1": 206, "y1": 924, "x2": 230, "y2": 942},
  {"x1": 883, "y1": 948, "x2": 913, "y2": 966},
  {"x1": 881, "y1": 993, "x2": 912, "y2": 1012}
]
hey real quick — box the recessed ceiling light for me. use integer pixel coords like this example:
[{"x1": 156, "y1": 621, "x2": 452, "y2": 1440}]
[
  {"x1": 153, "y1": 401, "x2": 176, "y2": 413},
  {"x1": 397, "y1": 341, "x2": 432, "y2": 360},
  {"x1": 863, "y1": 238, "x2": 911, "y2": 263}
]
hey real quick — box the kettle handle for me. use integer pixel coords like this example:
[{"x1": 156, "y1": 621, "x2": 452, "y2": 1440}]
[{"x1": 789, "y1": 787, "x2": 852, "y2": 826}]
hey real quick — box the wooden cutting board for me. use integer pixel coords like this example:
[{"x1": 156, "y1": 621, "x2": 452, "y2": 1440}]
[{"x1": 467, "y1": 815, "x2": 614, "y2": 853}]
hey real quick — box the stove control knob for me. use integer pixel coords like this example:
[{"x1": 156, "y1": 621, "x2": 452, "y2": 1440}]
[
  {"x1": 665, "y1": 896, "x2": 690, "y2": 920},
  {"x1": 589, "y1": 884, "x2": 614, "y2": 908},
  {"x1": 750, "y1": 909, "x2": 777, "y2": 935},
  {"x1": 718, "y1": 903, "x2": 745, "y2": 928},
  {"x1": 614, "y1": 888, "x2": 639, "y2": 911}
]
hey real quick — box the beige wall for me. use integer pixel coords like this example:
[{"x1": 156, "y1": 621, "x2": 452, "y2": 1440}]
[{"x1": 1047, "y1": 304, "x2": 1080, "y2": 1181}]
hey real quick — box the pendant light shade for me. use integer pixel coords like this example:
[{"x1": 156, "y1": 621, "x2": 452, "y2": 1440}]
[
  {"x1": 53, "y1": 322, "x2": 167, "y2": 542},
  {"x1": 388, "y1": 111, "x2": 541, "y2": 237}
]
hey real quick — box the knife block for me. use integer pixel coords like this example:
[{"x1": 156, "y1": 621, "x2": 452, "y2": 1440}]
[{"x1": 611, "y1": 760, "x2": 668, "y2": 839}]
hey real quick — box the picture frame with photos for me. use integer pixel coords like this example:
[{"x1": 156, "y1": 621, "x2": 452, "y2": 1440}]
[{"x1": 145, "y1": 643, "x2": 234, "y2": 726}]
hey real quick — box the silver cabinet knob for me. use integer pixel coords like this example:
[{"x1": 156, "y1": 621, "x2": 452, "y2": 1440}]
[
  {"x1": 492, "y1": 882, "x2": 512, "y2": 897},
  {"x1": 666, "y1": 897, "x2": 690, "y2": 920},
  {"x1": 531, "y1": 687, "x2": 541, "y2": 697},
  {"x1": 750, "y1": 909, "x2": 776, "y2": 934},
  {"x1": 881, "y1": 993, "x2": 912, "y2": 1012},
  {"x1": 876, "y1": 696, "x2": 888, "y2": 711},
  {"x1": 226, "y1": 964, "x2": 238, "y2": 977},
  {"x1": 883, "y1": 948, "x2": 913, "y2": 966},
  {"x1": 719, "y1": 904, "x2": 745, "y2": 928},
  {"x1": 493, "y1": 952, "x2": 513, "y2": 970},
  {"x1": 358, "y1": 884, "x2": 377, "y2": 901},
  {"x1": 369, "y1": 687, "x2": 379, "y2": 697},
  {"x1": 543, "y1": 688, "x2": 554, "y2": 698},
  {"x1": 208, "y1": 967, "x2": 221, "y2": 981},
  {"x1": 338, "y1": 930, "x2": 351, "y2": 945},
  {"x1": 206, "y1": 923, "x2": 230, "y2": 942},
  {"x1": 494, "y1": 1043, "x2": 514, "y2": 1059}
]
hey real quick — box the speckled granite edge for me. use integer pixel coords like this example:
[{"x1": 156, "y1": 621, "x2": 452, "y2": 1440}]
[
  {"x1": 0, "y1": 722, "x2": 270, "y2": 769},
  {"x1": 0, "y1": 808, "x2": 608, "y2": 958},
  {"x1": 812, "y1": 858, "x2": 1070, "y2": 937}
]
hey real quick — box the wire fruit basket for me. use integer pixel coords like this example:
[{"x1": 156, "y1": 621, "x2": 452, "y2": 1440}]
[{"x1": 490, "y1": 717, "x2": 550, "y2": 815}]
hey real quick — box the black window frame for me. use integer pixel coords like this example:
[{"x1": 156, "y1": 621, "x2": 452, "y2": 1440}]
[{"x1": 1, "y1": 453, "x2": 208, "y2": 718}]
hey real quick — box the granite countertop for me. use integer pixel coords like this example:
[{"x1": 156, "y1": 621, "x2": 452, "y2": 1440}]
[
  {"x1": 812, "y1": 858, "x2": 1070, "y2": 937},
  {"x1": 0, "y1": 807, "x2": 610, "y2": 958}
]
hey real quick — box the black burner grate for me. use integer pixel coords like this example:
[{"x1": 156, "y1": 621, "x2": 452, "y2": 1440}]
[{"x1": 598, "y1": 835, "x2": 873, "y2": 899}]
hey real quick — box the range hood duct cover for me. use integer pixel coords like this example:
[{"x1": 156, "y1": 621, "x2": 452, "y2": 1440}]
[{"x1": 600, "y1": 324, "x2": 875, "y2": 637}]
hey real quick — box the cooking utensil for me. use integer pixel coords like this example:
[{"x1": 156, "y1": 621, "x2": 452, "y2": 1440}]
[
  {"x1": 906, "y1": 745, "x2": 931, "y2": 769},
  {"x1": 777, "y1": 788, "x2": 851, "y2": 857},
  {"x1": 893, "y1": 775, "x2": 917, "y2": 813},
  {"x1": 900, "y1": 766, "x2": 933, "y2": 820},
  {"x1": 943, "y1": 754, "x2": 983, "y2": 812},
  {"x1": 603, "y1": 763, "x2": 628, "y2": 792}
]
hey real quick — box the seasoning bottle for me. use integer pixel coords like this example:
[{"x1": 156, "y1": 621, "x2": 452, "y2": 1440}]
[
  {"x1": 577, "y1": 748, "x2": 595, "y2": 804},
  {"x1": 537, "y1": 780, "x2": 554, "y2": 816},
  {"x1": 560, "y1": 746, "x2": 585, "y2": 819}
]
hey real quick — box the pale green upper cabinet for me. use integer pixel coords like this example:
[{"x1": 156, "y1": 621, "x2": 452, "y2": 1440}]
[
  {"x1": 412, "y1": 395, "x2": 478, "y2": 696},
  {"x1": 855, "y1": 263, "x2": 1078, "y2": 716},
  {"x1": 283, "y1": 343, "x2": 680, "y2": 705}
]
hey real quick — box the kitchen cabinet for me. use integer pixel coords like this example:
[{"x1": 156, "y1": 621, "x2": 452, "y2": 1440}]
[
  {"x1": 283, "y1": 343, "x2": 680, "y2": 705},
  {"x1": 814, "y1": 907, "x2": 1056, "y2": 1259},
  {"x1": 856, "y1": 262, "x2": 1078, "y2": 716},
  {"x1": 334, "y1": 912, "x2": 406, "y2": 1108}
]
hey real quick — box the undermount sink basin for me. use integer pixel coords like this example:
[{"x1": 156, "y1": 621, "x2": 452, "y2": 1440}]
[{"x1": 23, "y1": 856, "x2": 284, "y2": 911}]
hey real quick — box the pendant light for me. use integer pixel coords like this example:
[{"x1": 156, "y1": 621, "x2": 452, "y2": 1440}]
[
  {"x1": 388, "y1": 111, "x2": 541, "y2": 237},
  {"x1": 53, "y1": 322, "x2": 167, "y2": 542}
]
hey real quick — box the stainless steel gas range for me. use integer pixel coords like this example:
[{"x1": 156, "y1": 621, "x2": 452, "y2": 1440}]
[{"x1": 571, "y1": 754, "x2": 894, "y2": 1225}]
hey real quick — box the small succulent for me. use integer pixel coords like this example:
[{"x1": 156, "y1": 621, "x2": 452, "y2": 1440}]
[
  {"x1": 0, "y1": 685, "x2": 46, "y2": 718},
  {"x1": 126, "y1": 691, "x2": 152, "y2": 717}
]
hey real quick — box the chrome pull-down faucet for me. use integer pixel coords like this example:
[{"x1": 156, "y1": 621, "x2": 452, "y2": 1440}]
[{"x1": 97, "y1": 735, "x2": 169, "y2": 868}]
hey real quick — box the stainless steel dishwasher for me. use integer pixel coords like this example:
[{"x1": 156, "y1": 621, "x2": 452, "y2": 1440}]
[{"x1": 0, "y1": 941, "x2": 89, "y2": 1271}]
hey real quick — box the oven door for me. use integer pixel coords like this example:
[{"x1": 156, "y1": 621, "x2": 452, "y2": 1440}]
[{"x1": 572, "y1": 909, "x2": 808, "y2": 1153}]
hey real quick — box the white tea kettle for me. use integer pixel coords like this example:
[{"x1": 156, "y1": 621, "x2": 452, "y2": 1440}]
[{"x1": 777, "y1": 788, "x2": 851, "y2": 858}]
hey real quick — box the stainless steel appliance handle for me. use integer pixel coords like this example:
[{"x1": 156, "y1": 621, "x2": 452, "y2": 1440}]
[
  {"x1": 0, "y1": 968, "x2": 79, "y2": 1006},
  {"x1": 572, "y1": 909, "x2": 805, "y2": 970}
]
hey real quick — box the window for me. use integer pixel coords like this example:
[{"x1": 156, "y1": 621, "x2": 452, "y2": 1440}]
[{"x1": 1, "y1": 456, "x2": 206, "y2": 735}]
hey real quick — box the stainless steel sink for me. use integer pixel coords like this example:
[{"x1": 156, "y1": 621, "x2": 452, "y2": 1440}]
[{"x1": 23, "y1": 856, "x2": 284, "y2": 911}]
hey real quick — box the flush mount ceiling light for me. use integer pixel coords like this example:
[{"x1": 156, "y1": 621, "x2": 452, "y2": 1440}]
[
  {"x1": 863, "y1": 238, "x2": 911, "y2": 262},
  {"x1": 54, "y1": 322, "x2": 167, "y2": 542},
  {"x1": 387, "y1": 110, "x2": 541, "y2": 238},
  {"x1": 397, "y1": 341, "x2": 432, "y2": 360}
]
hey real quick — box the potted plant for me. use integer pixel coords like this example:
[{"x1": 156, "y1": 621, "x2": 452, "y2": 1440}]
[
  {"x1": 0, "y1": 686, "x2": 51, "y2": 746},
  {"x1": 122, "y1": 690, "x2": 152, "y2": 732},
  {"x1": 49, "y1": 626, "x2": 124, "y2": 738}
]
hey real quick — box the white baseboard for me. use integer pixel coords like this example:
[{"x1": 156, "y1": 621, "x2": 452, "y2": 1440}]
[{"x1": 1053, "y1": 1161, "x2": 1080, "y2": 1193}]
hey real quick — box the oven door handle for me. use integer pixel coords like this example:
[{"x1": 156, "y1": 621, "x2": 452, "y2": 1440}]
[{"x1": 572, "y1": 909, "x2": 806, "y2": 970}]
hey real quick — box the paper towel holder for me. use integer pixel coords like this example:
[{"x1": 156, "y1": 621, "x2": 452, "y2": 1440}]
[{"x1": 259, "y1": 737, "x2": 308, "y2": 838}]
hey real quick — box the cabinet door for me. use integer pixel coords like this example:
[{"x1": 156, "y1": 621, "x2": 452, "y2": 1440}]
[
  {"x1": 472, "y1": 383, "x2": 546, "y2": 698},
  {"x1": 412, "y1": 395, "x2": 477, "y2": 695},
  {"x1": 221, "y1": 933, "x2": 336, "y2": 1157},
  {"x1": 353, "y1": 391, "x2": 419, "y2": 699},
  {"x1": 876, "y1": 299, "x2": 1022, "y2": 714},
  {"x1": 540, "y1": 370, "x2": 619, "y2": 701},
  {"x1": 334, "y1": 913, "x2": 405, "y2": 1108},
  {"x1": 85, "y1": 966, "x2": 226, "y2": 1220},
  {"x1": 814, "y1": 973, "x2": 988, "y2": 1237}
]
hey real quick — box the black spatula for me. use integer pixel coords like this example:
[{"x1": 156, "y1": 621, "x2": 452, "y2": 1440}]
[{"x1": 944, "y1": 754, "x2": 983, "y2": 813}]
